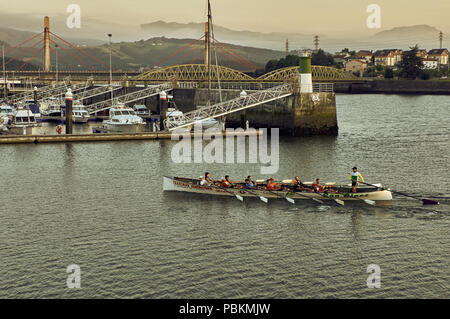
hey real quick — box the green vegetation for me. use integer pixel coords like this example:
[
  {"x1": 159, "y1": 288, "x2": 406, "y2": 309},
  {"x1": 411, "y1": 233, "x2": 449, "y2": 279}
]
[
  {"x1": 259, "y1": 50, "x2": 337, "y2": 76},
  {"x1": 397, "y1": 45, "x2": 424, "y2": 79}
]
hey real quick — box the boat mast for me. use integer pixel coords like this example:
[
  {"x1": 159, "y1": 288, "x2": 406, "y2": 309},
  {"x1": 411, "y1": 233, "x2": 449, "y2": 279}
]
[
  {"x1": 55, "y1": 44, "x2": 59, "y2": 84},
  {"x1": 2, "y1": 45, "x2": 6, "y2": 103},
  {"x1": 209, "y1": 3, "x2": 223, "y2": 104},
  {"x1": 205, "y1": 0, "x2": 212, "y2": 106},
  {"x1": 108, "y1": 34, "x2": 114, "y2": 105}
]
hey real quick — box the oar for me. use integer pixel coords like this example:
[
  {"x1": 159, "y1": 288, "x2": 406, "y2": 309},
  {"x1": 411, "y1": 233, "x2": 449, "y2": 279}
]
[
  {"x1": 351, "y1": 195, "x2": 376, "y2": 206},
  {"x1": 264, "y1": 188, "x2": 295, "y2": 204},
  {"x1": 211, "y1": 184, "x2": 244, "y2": 202},
  {"x1": 360, "y1": 182, "x2": 439, "y2": 205},
  {"x1": 241, "y1": 187, "x2": 268, "y2": 204},
  {"x1": 293, "y1": 189, "x2": 324, "y2": 204},
  {"x1": 311, "y1": 188, "x2": 344, "y2": 206}
]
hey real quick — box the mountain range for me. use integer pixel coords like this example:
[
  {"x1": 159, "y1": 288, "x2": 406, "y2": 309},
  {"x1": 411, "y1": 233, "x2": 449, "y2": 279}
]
[{"x1": 0, "y1": 17, "x2": 447, "y2": 72}]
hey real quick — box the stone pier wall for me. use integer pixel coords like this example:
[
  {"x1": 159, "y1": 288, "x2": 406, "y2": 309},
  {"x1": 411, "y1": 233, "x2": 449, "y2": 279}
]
[{"x1": 172, "y1": 88, "x2": 338, "y2": 136}]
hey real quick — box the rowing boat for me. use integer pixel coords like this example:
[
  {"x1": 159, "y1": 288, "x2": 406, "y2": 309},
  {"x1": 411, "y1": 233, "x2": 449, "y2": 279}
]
[{"x1": 163, "y1": 176, "x2": 393, "y2": 201}]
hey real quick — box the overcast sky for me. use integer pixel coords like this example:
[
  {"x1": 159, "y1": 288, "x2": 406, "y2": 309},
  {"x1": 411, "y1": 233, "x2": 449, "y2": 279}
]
[{"x1": 1, "y1": 0, "x2": 449, "y2": 36}]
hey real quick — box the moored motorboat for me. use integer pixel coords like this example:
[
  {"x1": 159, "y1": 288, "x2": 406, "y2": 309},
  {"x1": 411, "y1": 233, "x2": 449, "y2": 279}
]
[
  {"x1": 71, "y1": 103, "x2": 90, "y2": 123},
  {"x1": 102, "y1": 103, "x2": 145, "y2": 133},
  {"x1": 7, "y1": 107, "x2": 41, "y2": 135},
  {"x1": 163, "y1": 176, "x2": 393, "y2": 201}
]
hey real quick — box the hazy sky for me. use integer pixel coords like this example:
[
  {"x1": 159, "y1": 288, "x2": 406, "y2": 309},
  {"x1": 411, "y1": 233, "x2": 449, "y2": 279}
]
[{"x1": 1, "y1": 0, "x2": 450, "y2": 36}]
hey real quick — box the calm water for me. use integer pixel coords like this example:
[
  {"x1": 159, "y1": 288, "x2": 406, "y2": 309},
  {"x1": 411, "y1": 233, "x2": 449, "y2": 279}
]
[{"x1": 0, "y1": 94, "x2": 449, "y2": 298}]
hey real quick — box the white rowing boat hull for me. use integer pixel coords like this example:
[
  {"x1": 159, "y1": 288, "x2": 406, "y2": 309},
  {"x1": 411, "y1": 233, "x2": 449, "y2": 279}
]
[{"x1": 163, "y1": 177, "x2": 393, "y2": 201}]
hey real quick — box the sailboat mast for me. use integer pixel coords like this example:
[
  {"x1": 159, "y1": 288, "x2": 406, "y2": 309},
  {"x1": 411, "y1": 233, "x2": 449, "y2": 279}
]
[
  {"x1": 205, "y1": 0, "x2": 212, "y2": 104},
  {"x1": 2, "y1": 45, "x2": 6, "y2": 102}
]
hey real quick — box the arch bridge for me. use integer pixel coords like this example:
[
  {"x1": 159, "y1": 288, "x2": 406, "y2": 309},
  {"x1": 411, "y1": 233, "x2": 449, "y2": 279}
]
[{"x1": 134, "y1": 64, "x2": 360, "y2": 83}]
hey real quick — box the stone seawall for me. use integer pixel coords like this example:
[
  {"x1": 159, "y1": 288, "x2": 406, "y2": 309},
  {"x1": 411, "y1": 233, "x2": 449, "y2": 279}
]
[
  {"x1": 335, "y1": 80, "x2": 450, "y2": 95},
  {"x1": 172, "y1": 88, "x2": 338, "y2": 136}
]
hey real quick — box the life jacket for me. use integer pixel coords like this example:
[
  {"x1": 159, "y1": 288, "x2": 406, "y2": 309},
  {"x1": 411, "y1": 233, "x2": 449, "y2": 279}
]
[
  {"x1": 312, "y1": 183, "x2": 323, "y2": 192},
  {"x1": 222, "y1": 180, "x2": 231, "y2": 188},
  {"x1": 268, "y1": 183, "x2": 281, "y2": 191}
]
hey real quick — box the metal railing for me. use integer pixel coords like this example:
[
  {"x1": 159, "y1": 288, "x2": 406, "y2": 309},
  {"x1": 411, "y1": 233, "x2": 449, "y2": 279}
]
[
  {"x1": 313, "y1": 83, "x2": 334, "y2": 92},
  {"x1": 165, "y1": 84, "x2": 293, "y2": 130},
  {"x1": 86, "y1": 82, "x2": 173, "y2": 114}
]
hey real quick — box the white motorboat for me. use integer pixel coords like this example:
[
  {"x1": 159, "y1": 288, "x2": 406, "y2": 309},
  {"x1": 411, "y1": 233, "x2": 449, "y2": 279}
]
[
  {"x1": 40, "y1": 97, "x2": 62, "y2": 117},
  {"x1": 193, "y1": 116, "x2": 221, "y2": 130},
  {"x1": 0, "y1": 104, "x2": 14, "y2": 120},
  {"x1": 71, "y1": 103, "x2": 90, "y2": 123},
  {"x1": 102, "y1": 103, "x2": 145, "y2": 133},
  {"x1": 133, "y1": 104, "x2": 150, "y2": 117},
  {"x1": 8, "y1": 107, "x2": 41, "y2": 135}
]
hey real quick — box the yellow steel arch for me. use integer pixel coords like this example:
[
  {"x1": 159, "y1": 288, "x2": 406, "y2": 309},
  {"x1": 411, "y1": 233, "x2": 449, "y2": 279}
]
[
  {"x1": 257, "y1": 66, "x2": 360, "y2": 82},
  {"x1": 135, "y1": 64, "x2": 254, "y2": 82}
]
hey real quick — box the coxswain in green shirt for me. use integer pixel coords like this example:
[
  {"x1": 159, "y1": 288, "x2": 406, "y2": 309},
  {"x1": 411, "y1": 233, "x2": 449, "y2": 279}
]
[{"x1": 350, "y1": 166, "x2": 364, "y2": 193}]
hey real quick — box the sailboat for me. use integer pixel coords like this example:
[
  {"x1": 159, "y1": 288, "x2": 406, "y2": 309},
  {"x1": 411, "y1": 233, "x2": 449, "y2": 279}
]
[
  {"x1": 163, "y1": 0, "x2": 222, "y2": 131},
  {"x1": 194, "y1": 0, "x2": 222, "y2": 130}
]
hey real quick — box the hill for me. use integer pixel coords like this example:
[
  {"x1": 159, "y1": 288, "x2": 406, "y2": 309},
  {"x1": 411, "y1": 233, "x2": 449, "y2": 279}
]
[
  {"x1": 2, "y1": 37, "x2": 286, "y2": 72},
  {"x1": 141, "y1": 21, "x2": 314, "y2": 51}
]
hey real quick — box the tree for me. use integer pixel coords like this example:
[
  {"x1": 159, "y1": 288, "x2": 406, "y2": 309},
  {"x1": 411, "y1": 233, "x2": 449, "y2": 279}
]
[
  {"x1": 384, "y1": 67, "x2": 394, "y2": 79},
  {"x1": 311, "y1": 49, "x2": 335, "y2": 67},
  {"x1": 264, "y1": 59, "x2": 279, "y2": 73},
  {"x1": 398, "y1": 45, "x2": 424, "y2": 79}
]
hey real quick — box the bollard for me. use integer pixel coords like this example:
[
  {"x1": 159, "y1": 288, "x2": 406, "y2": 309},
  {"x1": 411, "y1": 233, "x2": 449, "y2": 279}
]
[
  {"x1": 159, "y1": 91, "x2": 167, "y2": 131},
  {"x1": 65, "y1": 88, "x2": 73, "y2": 134},
  {"x1": 33, "y1": 86, "x2": 38, "y2": 105}
]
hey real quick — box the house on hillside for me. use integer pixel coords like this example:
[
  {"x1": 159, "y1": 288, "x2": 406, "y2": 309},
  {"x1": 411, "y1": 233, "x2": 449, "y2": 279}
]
[
  {"x1": 333, "y1": 52, "x2": 351, "y2": 66},
  {"x1": 427, "y1": 49, "x2": 449, "y2": 66},
  {"x1": 355, "y1": 50, "x2": 373, "y2": 63},
  {"x1": 345, "y1": 59, "x2": 367, "y2": 76},
  {"x1": 416, "y1": 49, "x2": 428, "y2": 59},
  {"x1": 374, "y1": 49, "x2": 403, "y2": 66}
]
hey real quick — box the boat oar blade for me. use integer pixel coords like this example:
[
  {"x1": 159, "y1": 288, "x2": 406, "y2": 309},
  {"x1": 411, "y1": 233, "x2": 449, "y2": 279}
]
[
  {"x1": 334, "y1": 199, "x2": 345, "y2": 206},
  {"x1": 259, "y1": 196, "x2": 269, "y2": 204},
  {"x1": 311, "y1": 198, "x2": 324, "y2": 204},
  {"x1": 235, "y1": 194, "x2": 244, "y2": 202},
  {"x1": 286, "y1": 197, "x2": 295, "y2": 204},
  {"x1": 364, "y1": 199, "x2": 376, "y2": 206},
  {"x1": 422, "y1": 198, "x2": 439, "y2": 205}
]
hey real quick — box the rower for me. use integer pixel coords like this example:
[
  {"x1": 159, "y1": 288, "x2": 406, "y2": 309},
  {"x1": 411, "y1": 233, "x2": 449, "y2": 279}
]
[
  {"x1": 245, "y1": 178, "x2": 256, "y2": 189},
  {"x1": 247, "y1": 175, "x2": 257, "y2": 186},
  {"x1": 222, "y1": 175, "x2": 234, "y2": 188},
  {"x1": 350, "y1": 167, "x2": 364, "y2": 193},
  {"x1": 205, "y1": 172, "x2": 213, "y2": 184},
  {"x1": 312, "y1": 178, "x2": 328, "y2": 193},
  {"x1": 267, "y1": 178, "x2": 281, "y2": 191},
  {"x1": 199, "y1": 176, "x2": 209, "y2": 186},
  {"x1": 293, "y1": 176, "x2": 305, "y2": 191}
]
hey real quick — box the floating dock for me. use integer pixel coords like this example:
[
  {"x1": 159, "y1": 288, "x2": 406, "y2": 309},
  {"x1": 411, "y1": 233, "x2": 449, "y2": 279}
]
[{"x1": 0, "y1": 130, "x2": 262, "y2": 145}]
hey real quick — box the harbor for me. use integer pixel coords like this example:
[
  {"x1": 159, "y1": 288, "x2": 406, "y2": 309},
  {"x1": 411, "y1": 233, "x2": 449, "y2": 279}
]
[
  {"x1": 0, "y1": 0, "x2": 449, "y2": 302},
  {"x1": 0, "y1": 93, "x2": 449, "y2": 299}
]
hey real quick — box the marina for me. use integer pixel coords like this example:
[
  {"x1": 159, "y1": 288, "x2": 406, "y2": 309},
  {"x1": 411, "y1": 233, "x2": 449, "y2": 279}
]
[{"x1": 0, "y1": 0, "x2": 449, "y2": 302}]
